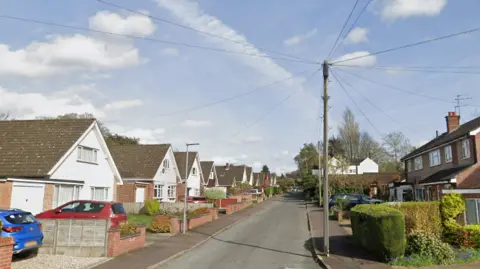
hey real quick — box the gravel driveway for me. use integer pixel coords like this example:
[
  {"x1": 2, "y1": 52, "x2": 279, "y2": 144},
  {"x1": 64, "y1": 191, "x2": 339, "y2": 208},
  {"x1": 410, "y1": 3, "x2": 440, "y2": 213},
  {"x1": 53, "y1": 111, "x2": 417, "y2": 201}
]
[{"x1": 12, "y1": 254, "x2": 108, "y2": 269}]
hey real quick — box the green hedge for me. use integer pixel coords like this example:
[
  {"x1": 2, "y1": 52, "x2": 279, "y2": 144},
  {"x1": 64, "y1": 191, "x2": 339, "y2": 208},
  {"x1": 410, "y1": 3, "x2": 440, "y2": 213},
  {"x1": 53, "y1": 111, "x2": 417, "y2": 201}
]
[
  {"x1": 351, "y1": 204, "x2": 405, "y2": 261},
  {"x1": 386, "y1": 201, "x2": 442, "y2": 238}
]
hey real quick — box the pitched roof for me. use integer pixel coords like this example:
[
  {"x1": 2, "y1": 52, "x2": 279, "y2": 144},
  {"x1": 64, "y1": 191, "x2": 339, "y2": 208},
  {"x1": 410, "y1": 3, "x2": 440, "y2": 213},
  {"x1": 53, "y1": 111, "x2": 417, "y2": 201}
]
[
  {"x1": 419, "y1": 165, "x2": 472, "y2": 185},
  {"x1": 109, "y1": 144, "x2": 170, "y2": 179},
  {"x1": 0, "y1": 119, "x2": 95, "y2": 177},
  {"x1": 174, "y1": 151, "x2": 198, "y2": 179},
  {"x1": 200, "y1": 161, "x2": 214, "y2": 184},
  {"x1": 402, "y1": 115, "x2": 480, "y2": 160},
  {"x1": 216, "y1": 165, "x2": 235, "y2": 186},
  {"x1": 246, "y1": 166, "x2": 252, "y2": 182}
]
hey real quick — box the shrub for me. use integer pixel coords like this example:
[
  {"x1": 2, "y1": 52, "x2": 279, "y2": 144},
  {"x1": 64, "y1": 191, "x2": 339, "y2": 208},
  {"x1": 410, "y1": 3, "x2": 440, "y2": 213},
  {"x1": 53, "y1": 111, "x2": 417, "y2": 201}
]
[
  {"x1": 441, "y1": 193, "x2": 465, "y2": 244},
  {"x1": 334, "y1": 197, "x2": 349, "y2": 212},
  {"x1": 406, "y1": 230, "x2": 455, "y2": 264},
  {"x1": 386, "y1": 201, "x2": 442, "y2": 238},
  {"x1": 148, "y1": 215, "x2": 171, "y2": 233},
  {"x1": 264, "y1": 187, "x2": 272, "y2": 197},
  {"x1": 460, "y1": 225, "x2": 480, "y2": 248},
  {"x1": 204, "y1": 188, "x2": 226, "y2": 199},
  {"x1": 144, "y1": 199, "x2": 160, "y2": 216},
  {"x1": 351, "y1": 204, "x2": 405, "y2": 261},
  {"x1": 120, "y1": 222, "x2": 138, "y2": 236},
  {"x1": 191, "y1": 207, "x2": 211, "y2": 217}
]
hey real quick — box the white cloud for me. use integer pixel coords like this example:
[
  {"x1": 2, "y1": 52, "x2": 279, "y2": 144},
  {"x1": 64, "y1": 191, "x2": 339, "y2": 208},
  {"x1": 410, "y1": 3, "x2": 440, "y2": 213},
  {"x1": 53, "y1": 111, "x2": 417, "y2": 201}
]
[
  {"x1": 380, "y1": 0, "x2": 447, "y2": 20},
  {"x1": 345, "y1": 27, "x2": 369, "y2": 44},
  {"x1": 181, "y1": 119, "x2": 213, "y2": 128},
  {"x1": 109, "y1": 124, "x2": 166, "y2": 144},
  {"x1": 81, "y1": 73, "x2": 112, "y2": 80},
  {"x1": 275, "y1": 165, "x2": 297, "y2": 175},
  {"x1": 252, "y1": 161, "x2": 263, "y2": 169},
  {"x1": 232, "y1": 135, "x2": 264, "y2": 144},
  {"x1": 283, "y1": 28, "x2": 318, "y2": 46},
  {"x1": 239, "y1": 154, "x2": 248, "y2": 160},
  {"x1": 89, "y1": 10, "x2": 156, "y2": 37},
  {"x1": 0, "y1": 86, "x2": 105, "y2": 119},
  {"x1": 281, "y1": 150, "x2": 289, "y2": 155},
  {"x1": 333, "y1": 51, "x2": 376, "y2": 67},
  {"x1": 104, "y1": 99, "x2": 143, "y2": 111},
  {"x1": 212, "y1": 156, "x2": 240, "y2": 165},
  {"x1": 160, "y1": 48, "x2": 180, "y2": 57}
]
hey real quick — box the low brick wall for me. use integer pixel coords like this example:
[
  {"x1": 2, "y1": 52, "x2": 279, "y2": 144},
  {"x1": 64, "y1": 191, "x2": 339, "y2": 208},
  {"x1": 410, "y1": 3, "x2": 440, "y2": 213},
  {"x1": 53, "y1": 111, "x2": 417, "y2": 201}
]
[
  {"x1": 188, "y1": 213, "x2": 212, "y2": 229},
  {"x1": 214, "y1": 198, "x2": 238, "y2": 208},
  {"x1": 225, "y1": 202, "x2": 249, "y2": 214},
  {"x1": 107, "y1": 225, "x2": 146, "y2": 257},
  {"x1": 210, "y1": 208, "x2": 218, "y2": 220},
  {"x1": 170, "y1": 217, "x2": 181, "y2": 234},
  {"x1": 0, "y1": 237, "x2": 13, "y2": 269}
]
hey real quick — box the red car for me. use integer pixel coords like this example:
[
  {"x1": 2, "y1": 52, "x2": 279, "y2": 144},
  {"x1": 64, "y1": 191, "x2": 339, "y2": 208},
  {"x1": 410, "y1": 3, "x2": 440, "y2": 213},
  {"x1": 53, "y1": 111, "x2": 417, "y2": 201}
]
[
  {"x1": 35, "y1": 200, "x2": 127, "y2": 228},
  {"x1": 186, "y1": 196, "x2": 207, "y2": 204}
]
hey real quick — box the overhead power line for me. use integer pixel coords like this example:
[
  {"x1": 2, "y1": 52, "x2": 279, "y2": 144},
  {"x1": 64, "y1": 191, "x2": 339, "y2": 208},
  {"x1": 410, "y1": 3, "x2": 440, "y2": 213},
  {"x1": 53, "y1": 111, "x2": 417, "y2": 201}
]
[
  {"x1": 96, "y1": 0, "x2": 317, "y2": 64},
  {"x1": 0, "y1": 15, "x2": 319, "y2": 65},
  {"x1": 330, "y1": 69, "x2": 383, "y2": 137},
  {"x1": 330, "y1": 26, "x2": 480, "y2": 65},
  {"x1": 327, "y1": 0, "x2": 360, "y2": 60},
  {"x1": 334, "y1": 64, "x2": 480, "y2": 74},
  {"x1": 329, "y1": 0, "x2": 372, "y2": 60}
]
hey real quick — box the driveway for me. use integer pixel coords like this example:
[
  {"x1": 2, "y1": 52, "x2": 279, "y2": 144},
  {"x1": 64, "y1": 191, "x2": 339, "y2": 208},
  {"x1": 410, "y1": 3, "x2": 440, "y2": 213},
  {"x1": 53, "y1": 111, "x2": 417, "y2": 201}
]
[{"x1": 155, "y1": 193, "x2": 318, "y2": 269}]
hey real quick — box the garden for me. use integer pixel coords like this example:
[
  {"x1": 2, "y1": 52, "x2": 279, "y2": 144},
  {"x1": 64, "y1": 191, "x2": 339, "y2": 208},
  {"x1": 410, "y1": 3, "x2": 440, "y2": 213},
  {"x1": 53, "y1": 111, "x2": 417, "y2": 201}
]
[{"x1": 349, "y1": 193, "x2": 480, "y2": 267}]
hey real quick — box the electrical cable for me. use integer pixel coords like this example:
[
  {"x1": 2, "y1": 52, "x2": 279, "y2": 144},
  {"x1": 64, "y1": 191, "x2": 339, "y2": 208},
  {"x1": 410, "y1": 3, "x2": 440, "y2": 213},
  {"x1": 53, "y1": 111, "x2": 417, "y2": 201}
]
[
  {"x1": 333, "y1": 65, "x2": 480, "y2": 74},
  {"x1": 326, "y1": 0, "x2": 360, "y2": 60}
]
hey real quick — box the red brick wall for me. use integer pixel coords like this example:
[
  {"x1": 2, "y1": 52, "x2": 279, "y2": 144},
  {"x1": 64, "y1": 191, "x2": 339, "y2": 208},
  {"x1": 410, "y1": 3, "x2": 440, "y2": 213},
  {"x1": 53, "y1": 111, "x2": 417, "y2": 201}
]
[
  {"x1": 475, "y1": 133, "x2": 480, "y2": 163},
  {"x1": 107, "y1": 225, "x2": 146, "y2": 257},
  {"x1": 176, "y1": 183, "x2": 186, "y2": 202},
  {"x1": 188, "y1": 213, "x2": 212, "y2": 229},
  {"x1": 0, "y1": 181, "x2": 12, "y2": 209},
  {"x1": 117, "y1": 184, "x2": 154, "y2": 203},
  {"x1": 0, "y1": 237, "x2": 13, "y2": 269},
  {"x1": 170, "y1": 217, "x2": 180, "y2": 233},
  {"x1": 43, "y1": 184, "x2": 54, "y2": 211}
]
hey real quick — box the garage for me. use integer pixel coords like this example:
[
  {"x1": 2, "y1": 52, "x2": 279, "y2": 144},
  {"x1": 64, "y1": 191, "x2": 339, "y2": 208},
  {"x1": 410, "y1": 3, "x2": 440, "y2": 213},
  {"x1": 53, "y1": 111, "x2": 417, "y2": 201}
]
[{"x1": 11, "y1": 182, "x2": 45, "y2": 215}]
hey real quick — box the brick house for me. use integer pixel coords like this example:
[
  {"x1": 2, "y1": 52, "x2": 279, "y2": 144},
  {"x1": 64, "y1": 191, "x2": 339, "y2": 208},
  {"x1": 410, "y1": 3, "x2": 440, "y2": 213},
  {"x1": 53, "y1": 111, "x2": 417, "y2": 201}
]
[
  {"x1": 216, "y1": 164, "x2": 238, "y2": 188},
  {"x1": 0, "y1": 119, "x2": 122, "y2": 215},
  {"x1": 401, "y1": 112, "x2": 480, "y2": 206},
  {"x1": 201, "y1": 161, "x2": 219, "y2": 187},
  {"x1": 174, "y1": 152, "x2": 203, "y2": 200},
  {"x1": 110, "y1": 144, "x2": 181, "y2": 203}
]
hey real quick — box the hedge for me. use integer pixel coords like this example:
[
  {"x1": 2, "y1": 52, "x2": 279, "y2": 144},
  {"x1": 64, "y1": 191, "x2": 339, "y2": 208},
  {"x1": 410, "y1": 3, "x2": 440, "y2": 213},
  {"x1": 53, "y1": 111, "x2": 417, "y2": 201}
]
[
  {"x1": 386, "y1": 201, "x2": 441, "y2": 238},
  {"x1": 351, "y1": 204, "x2": 405, "y2": 261}
]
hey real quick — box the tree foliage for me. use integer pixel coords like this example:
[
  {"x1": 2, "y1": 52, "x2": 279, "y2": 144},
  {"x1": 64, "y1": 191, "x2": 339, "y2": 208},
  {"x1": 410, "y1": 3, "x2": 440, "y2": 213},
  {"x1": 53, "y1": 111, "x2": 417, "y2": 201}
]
[
  {"x1": 261, "y1": 165, "x2": 270, "y2": 174},
  {"x1": 0, "y1": 111, "x2": 12, "y2": 120}
]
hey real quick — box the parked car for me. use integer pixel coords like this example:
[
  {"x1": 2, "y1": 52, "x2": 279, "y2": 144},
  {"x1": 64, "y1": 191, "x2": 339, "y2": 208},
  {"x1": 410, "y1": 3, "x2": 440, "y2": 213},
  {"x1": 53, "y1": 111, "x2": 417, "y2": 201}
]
[
  {"x1": 249, "y1": 189, "x2": 262, "y2": 195},
  {"x1": 328, "y1": 194, "x2": 383, "y2": 210},
  {"x1": 186, "y1": 196, "x2": 207, "y2": 204},
  {"x1": 35, "y1": 200, "x2": 127, "y2": 228},
  {"x1": 0, "y1": 208, "x2": 43, "y2": 258}
]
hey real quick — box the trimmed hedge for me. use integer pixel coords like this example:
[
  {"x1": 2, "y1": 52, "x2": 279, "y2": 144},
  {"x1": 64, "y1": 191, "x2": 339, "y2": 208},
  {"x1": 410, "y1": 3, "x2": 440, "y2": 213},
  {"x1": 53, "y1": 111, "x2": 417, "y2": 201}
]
[
  {"x1": 351, "y1": 204, "x2": 405, "y2": 261},
  {"x1": 386, "y1": 201, "x2": 441, "y2": 238}
]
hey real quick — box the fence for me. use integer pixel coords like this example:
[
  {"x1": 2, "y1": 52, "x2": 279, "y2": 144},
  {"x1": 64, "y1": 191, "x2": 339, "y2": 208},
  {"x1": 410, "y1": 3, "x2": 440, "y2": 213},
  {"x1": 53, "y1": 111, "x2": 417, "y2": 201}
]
[
  {"x1": 123, "y1": 202, "x2": 214, "y2": 214},
  {"x1": 39, "y1": 219, "x2": 109, "y2": 257}
]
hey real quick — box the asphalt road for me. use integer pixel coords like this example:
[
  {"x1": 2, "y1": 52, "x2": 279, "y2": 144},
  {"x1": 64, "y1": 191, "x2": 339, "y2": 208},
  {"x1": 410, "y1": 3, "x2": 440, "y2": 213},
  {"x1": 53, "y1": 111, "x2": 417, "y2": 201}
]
[{"x1": 155, "y1": 193, "x2": 319, "y2": 269}]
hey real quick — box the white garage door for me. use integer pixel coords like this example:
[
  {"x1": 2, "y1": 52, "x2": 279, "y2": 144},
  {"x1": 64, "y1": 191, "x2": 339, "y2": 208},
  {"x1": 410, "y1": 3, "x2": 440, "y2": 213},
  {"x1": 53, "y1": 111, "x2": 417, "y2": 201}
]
[{"x1": 11, "y1": 182, "x2": 45, "y2": 215}]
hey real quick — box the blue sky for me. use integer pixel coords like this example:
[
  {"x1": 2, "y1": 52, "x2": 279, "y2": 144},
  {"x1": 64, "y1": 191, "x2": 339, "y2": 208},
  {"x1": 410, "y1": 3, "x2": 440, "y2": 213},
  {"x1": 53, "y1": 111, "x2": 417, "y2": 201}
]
[{"x1": 1, "y1": 0, "x2": 479, "y2": 174}]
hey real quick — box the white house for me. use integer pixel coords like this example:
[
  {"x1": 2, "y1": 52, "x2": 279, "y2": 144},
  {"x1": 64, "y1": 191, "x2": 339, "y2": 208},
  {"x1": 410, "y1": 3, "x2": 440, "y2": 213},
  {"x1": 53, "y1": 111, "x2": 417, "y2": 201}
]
[
  {"x1": 174, "y1": 152, "x2": 204, "y2": 197},
  {"x1": 0, "y1": 119, "x2": 123, "y2": 215},
  {"x1": 329, "y1": 157, "x2": 379, "y2": 175},
  {"x1": 110, "y1": 144, "x2": 182, "y2": 203}
]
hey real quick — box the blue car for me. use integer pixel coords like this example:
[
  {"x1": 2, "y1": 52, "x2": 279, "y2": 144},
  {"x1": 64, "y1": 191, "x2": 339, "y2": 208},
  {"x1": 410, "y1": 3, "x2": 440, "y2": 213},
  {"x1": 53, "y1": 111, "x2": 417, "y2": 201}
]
[
  {"x1": 328, "y1": 193, "x2": 383, "y2": 210},
  {"x1": 0, "y1": 208, "x2": 43, "y2": 258}
]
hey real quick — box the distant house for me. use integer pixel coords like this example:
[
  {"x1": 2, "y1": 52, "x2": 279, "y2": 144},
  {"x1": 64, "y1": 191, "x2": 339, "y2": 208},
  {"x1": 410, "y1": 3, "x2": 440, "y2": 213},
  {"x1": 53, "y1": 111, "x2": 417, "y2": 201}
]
[
  {"x1": 401, "y1": 112, "x2": 480, "y2": 208},
  {"x1": 201, "y1": 161, "x2": 219, "y2": 187},
  {"x1": 174, "y1": 152, "x2": 203, "y2": 199},
  {"x1": 0, "y1": 119, "x2": 122, "y2": 214},
  {"x1": 246, "y1": 166, "x2": 254, "y2": 185},
  {"x1": 253, "y1": 172, "x2": 262, "y2": 187},
  {"x1": 110, "y1": 144, "x2": 181, "y2": 203},
  {"x1": 216, "y1": 165, "x2": 237, "y2": 188},
  {"x1": 329, "y1": 157, "x2": 379, "y2": 175}
]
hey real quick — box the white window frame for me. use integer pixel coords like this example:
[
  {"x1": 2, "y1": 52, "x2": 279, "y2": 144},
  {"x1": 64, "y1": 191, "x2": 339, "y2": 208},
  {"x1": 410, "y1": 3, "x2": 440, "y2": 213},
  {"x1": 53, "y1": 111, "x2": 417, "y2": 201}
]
[
  {"x1": 77, "y1": 146, "x2": 98, "y2": 164},
  {"x1": 414, "y1": 156, "x2": 423, "y2": 170},
  {"x1": 195, "y1": 188, "x2": 201, "y2": 196},
  {"x1": 444, "y1": 145, "x2": 452, "y2": 163},
  {"x1": 407, "y1": 160, "x2": 412, "y2": 172},
  {"x1": 209, "y1": 171, "x2": 214, "y2": 179},
  {"x1": 192, "y1": 167, "x2": 197, "y2": 176},
  {"x1": 91, "y1": 187, "x2": 109, "y2": 201},
  {"x1": 461, "y1": 139, "x2": 471, "y2": 159},
  {"x1": 163, "y1": 159, "x2": 169, "y2": 169},
  {"x1": 429, "y1": 149, "x2": 441, "y2": 167},
  {"x1": 53, "y1": 185, "x2": 82, "y2": 208},
  {"x1": 415, "y1": 188, "x2": 425, "y2": 201},
  {"x1": 167, "y1": 185, "x2": 176, "y2": 199},
  {"x1": 154, "y1": 184, "x2": 164, "y2": 199},
  {"x1": 466, "y1": 199, "x2": 480, "y2": 225}
]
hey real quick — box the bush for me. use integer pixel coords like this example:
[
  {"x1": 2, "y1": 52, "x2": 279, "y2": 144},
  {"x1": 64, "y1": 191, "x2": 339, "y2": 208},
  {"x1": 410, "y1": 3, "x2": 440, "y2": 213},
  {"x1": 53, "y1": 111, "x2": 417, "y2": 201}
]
[
  {"x1": 120, "y1": 222, "x2": 138, "y2": 236},
  {"x1": 406, "y1": 230, "x2": 455, "y2": 264},
  {"x1": 386, "y1": 201, "x2": 442, "y2": 238},
  {"x1": 264, "y1": 187, "x2": 272, "y2": 197},
  {"x1": 441, "y1": 193, "x2": 465, "y2": 244},
  {"x1": 148, "y1": 215, "x2": 171, "y2": 233},
  {"x1": 460, "y1": 225, "x2": 480, "y2": 248},
  {"x1": 334, "y1": 197, "x2": 349, "y2": 211},
  {"x1": 204, "y1": 188, "x2": 226, "y2": 199},
  {"x1": 191, "y1": 207, "x2": 211, "y2": 217},
  {"x1": 351, "y1": 204, "x2": 405, "y2": 261},
  {"x1": 144, "y1": 199, "x2": 160, "y2": 216}
]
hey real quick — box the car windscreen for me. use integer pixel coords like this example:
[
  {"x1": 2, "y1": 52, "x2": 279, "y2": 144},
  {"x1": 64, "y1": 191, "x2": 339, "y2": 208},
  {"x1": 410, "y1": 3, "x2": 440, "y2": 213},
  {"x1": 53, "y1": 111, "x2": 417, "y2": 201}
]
[
  {"x1": 112, "y1": 203, "x2": 126, "y2": 214},
  {"x1": 4, "y1": 213, "x2": 36, "y2": 224},
  {"x1": 61, "y1": 202, "x2": 105, "y2": 213},
  {"x1": 192, "y1": 197, "x2": 206, "y2": 201}
]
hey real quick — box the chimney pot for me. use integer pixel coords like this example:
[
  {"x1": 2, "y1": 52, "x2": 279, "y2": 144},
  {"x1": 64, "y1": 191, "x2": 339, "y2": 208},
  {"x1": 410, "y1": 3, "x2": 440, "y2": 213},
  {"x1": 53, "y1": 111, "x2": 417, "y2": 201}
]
[{"x1": 445, "y1": 111, "x2": 460, "y2": 133}]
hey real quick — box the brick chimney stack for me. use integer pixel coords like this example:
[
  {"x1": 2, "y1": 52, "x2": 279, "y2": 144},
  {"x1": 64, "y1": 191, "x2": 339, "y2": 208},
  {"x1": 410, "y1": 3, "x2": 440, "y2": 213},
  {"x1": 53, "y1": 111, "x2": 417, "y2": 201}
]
[{"x1": 446, "y1": 111, "x2": 460, "y2": 133}]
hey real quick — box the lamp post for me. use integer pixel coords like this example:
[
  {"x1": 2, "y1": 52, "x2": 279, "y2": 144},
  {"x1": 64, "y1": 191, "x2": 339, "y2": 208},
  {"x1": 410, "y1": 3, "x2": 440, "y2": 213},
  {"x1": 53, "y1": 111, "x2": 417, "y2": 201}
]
[{"x1": 183, "y1": 142, "x2": 199, "y2": 234}]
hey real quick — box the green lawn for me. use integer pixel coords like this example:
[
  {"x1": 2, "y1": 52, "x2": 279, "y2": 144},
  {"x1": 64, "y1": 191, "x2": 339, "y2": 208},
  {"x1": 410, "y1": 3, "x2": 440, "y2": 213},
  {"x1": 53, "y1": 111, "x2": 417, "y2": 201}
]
[{"x1": 128, "y1": 214, "x2": 153, "y2": 225}]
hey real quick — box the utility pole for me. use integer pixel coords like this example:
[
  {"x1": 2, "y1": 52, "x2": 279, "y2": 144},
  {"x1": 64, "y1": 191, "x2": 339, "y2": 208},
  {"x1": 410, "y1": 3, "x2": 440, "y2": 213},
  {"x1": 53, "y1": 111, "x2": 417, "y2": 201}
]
[
  {"x1": 317, "y1": 140, "x2": 322, "y2": 207},
  {"x1": 455, "y1": 94, "x2": 472, "y2": 121},
  {"x1": 322, "y1": 60, "x2": 330, "y2": 255},
  {"x1": 183, "y1": 142, "x2": 199, "y2": 234}
]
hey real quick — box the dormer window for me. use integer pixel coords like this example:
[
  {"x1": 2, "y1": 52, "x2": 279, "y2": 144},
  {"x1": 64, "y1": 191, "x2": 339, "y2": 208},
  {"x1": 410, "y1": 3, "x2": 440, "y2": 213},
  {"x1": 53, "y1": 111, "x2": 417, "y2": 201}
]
[{"x1": 461, "y1": 139, "x2": 471, "y2": 159}]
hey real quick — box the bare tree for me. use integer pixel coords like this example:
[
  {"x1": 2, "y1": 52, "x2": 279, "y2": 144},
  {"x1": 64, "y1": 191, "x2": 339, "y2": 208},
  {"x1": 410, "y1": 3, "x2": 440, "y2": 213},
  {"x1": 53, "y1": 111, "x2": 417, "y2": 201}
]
[
  {"x1": 0, "y1": 112, "x2": 11, "y2": 120},
  {"x1": 382, "y1": 132, "x2": 413, "y2": 172},
  {"x1": 338, "y1": 108, "x2": 360, "y2": 162}
]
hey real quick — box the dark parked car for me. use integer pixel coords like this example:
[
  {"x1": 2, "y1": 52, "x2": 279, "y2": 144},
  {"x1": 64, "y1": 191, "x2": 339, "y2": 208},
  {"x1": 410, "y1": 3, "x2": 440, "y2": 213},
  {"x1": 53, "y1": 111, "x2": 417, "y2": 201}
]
[{"x1": 329, "y1": 193, "x2": 383, "y2": 210}]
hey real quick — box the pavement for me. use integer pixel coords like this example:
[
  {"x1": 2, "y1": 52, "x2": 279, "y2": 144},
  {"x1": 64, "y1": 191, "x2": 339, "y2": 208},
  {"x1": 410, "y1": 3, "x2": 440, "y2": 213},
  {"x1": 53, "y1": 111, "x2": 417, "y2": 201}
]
[
  {"x1": 154, "y1": 192, "x2": 319, "y2": 269},
  {"x1": 306, "y1": 202, "x2": 393, "y2": 269}
]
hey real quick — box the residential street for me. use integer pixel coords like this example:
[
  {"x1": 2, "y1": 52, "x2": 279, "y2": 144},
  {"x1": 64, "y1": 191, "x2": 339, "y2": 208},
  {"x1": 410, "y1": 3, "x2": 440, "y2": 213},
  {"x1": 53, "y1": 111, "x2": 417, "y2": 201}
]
[{"x1": 155, "y1": 193, "x2": 319, "y2": 269}]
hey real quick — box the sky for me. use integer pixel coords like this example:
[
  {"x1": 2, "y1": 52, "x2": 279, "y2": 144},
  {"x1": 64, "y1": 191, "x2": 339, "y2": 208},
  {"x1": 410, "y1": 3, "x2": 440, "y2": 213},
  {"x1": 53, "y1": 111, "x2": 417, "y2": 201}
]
[{"x1": 1, "y1": 0, "x2": 480, "y2": 174}]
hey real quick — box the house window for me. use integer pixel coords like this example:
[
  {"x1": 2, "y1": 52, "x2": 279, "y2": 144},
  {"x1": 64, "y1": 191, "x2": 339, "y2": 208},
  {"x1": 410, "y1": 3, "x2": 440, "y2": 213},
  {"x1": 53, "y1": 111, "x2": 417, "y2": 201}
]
[
  {"x1": 77, "y1": 146, "x2": 98, "y2": 163},
  {"x1": 154, "y1": 184, "x2": 164, "y2": 199},
  {"x1": 192, "y1": 167, "x2": 197, "y2": 175},
  {"x1": 209, "y1": 171, "x2": 214, "y2": 179},
  {"x1": 91, "y1": 187, "x2": 109, "y2": 201},
  {"x1": 414, "y1": 156, "x2": 423, "y2": 170},
  {"x1": 444, "y1": 145, "x2": 452, "y2": 163},
  {"x1": 163, "y1": 159, "x2": 169, "y2": 169},
  {"x1": 53, "y1": 185, "x2": 82, "y2": 208},
  {"x1": 415, "y1": 188, "x2": 425, "y2": 201},
  {"x1": 466, "y1": 199, "x2": 480, "y2": 224},
  {"x1": 407, "y1": 160, "x2": 412, "y2": 172},
  {"x1": 167, "y1": 185, "x2": 176, "y2": 198},
  {"x1": 429, "y1": 149, "x2": 441, "y2": 167},
  {"x1": 461, "y1": 139, "x2": 471, "y2": 159}
]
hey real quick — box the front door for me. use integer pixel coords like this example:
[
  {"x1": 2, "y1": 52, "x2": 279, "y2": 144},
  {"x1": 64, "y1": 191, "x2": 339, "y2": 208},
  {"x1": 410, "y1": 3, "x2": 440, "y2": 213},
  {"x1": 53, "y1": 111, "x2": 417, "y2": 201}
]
[{"x1": 135, "y1": 187, "x2": 145, "y2": 203}]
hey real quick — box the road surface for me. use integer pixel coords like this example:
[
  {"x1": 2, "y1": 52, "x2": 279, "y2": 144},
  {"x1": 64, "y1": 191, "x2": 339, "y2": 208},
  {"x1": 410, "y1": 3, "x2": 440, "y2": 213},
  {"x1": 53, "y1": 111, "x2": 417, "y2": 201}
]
[{"x1": 155, "y1": 193, "x2": 318, "y2": 269}]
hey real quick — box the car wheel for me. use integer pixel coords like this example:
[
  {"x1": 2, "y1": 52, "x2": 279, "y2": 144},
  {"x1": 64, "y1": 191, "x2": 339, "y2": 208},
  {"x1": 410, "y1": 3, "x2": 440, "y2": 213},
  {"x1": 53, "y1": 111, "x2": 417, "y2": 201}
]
[{"x1": 16, "y1": 248, "x2": 38, "y2": 259}]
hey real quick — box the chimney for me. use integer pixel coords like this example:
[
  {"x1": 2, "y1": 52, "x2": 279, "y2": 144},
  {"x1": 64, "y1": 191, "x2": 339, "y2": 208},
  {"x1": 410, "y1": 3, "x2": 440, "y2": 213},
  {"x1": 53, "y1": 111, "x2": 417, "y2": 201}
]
[
  {"x1": 445, "y1": 112, "x2": 460, "y2": 133},
  {"x1": 436, "y1": 130, "x2": 439, "y2": 137}
]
